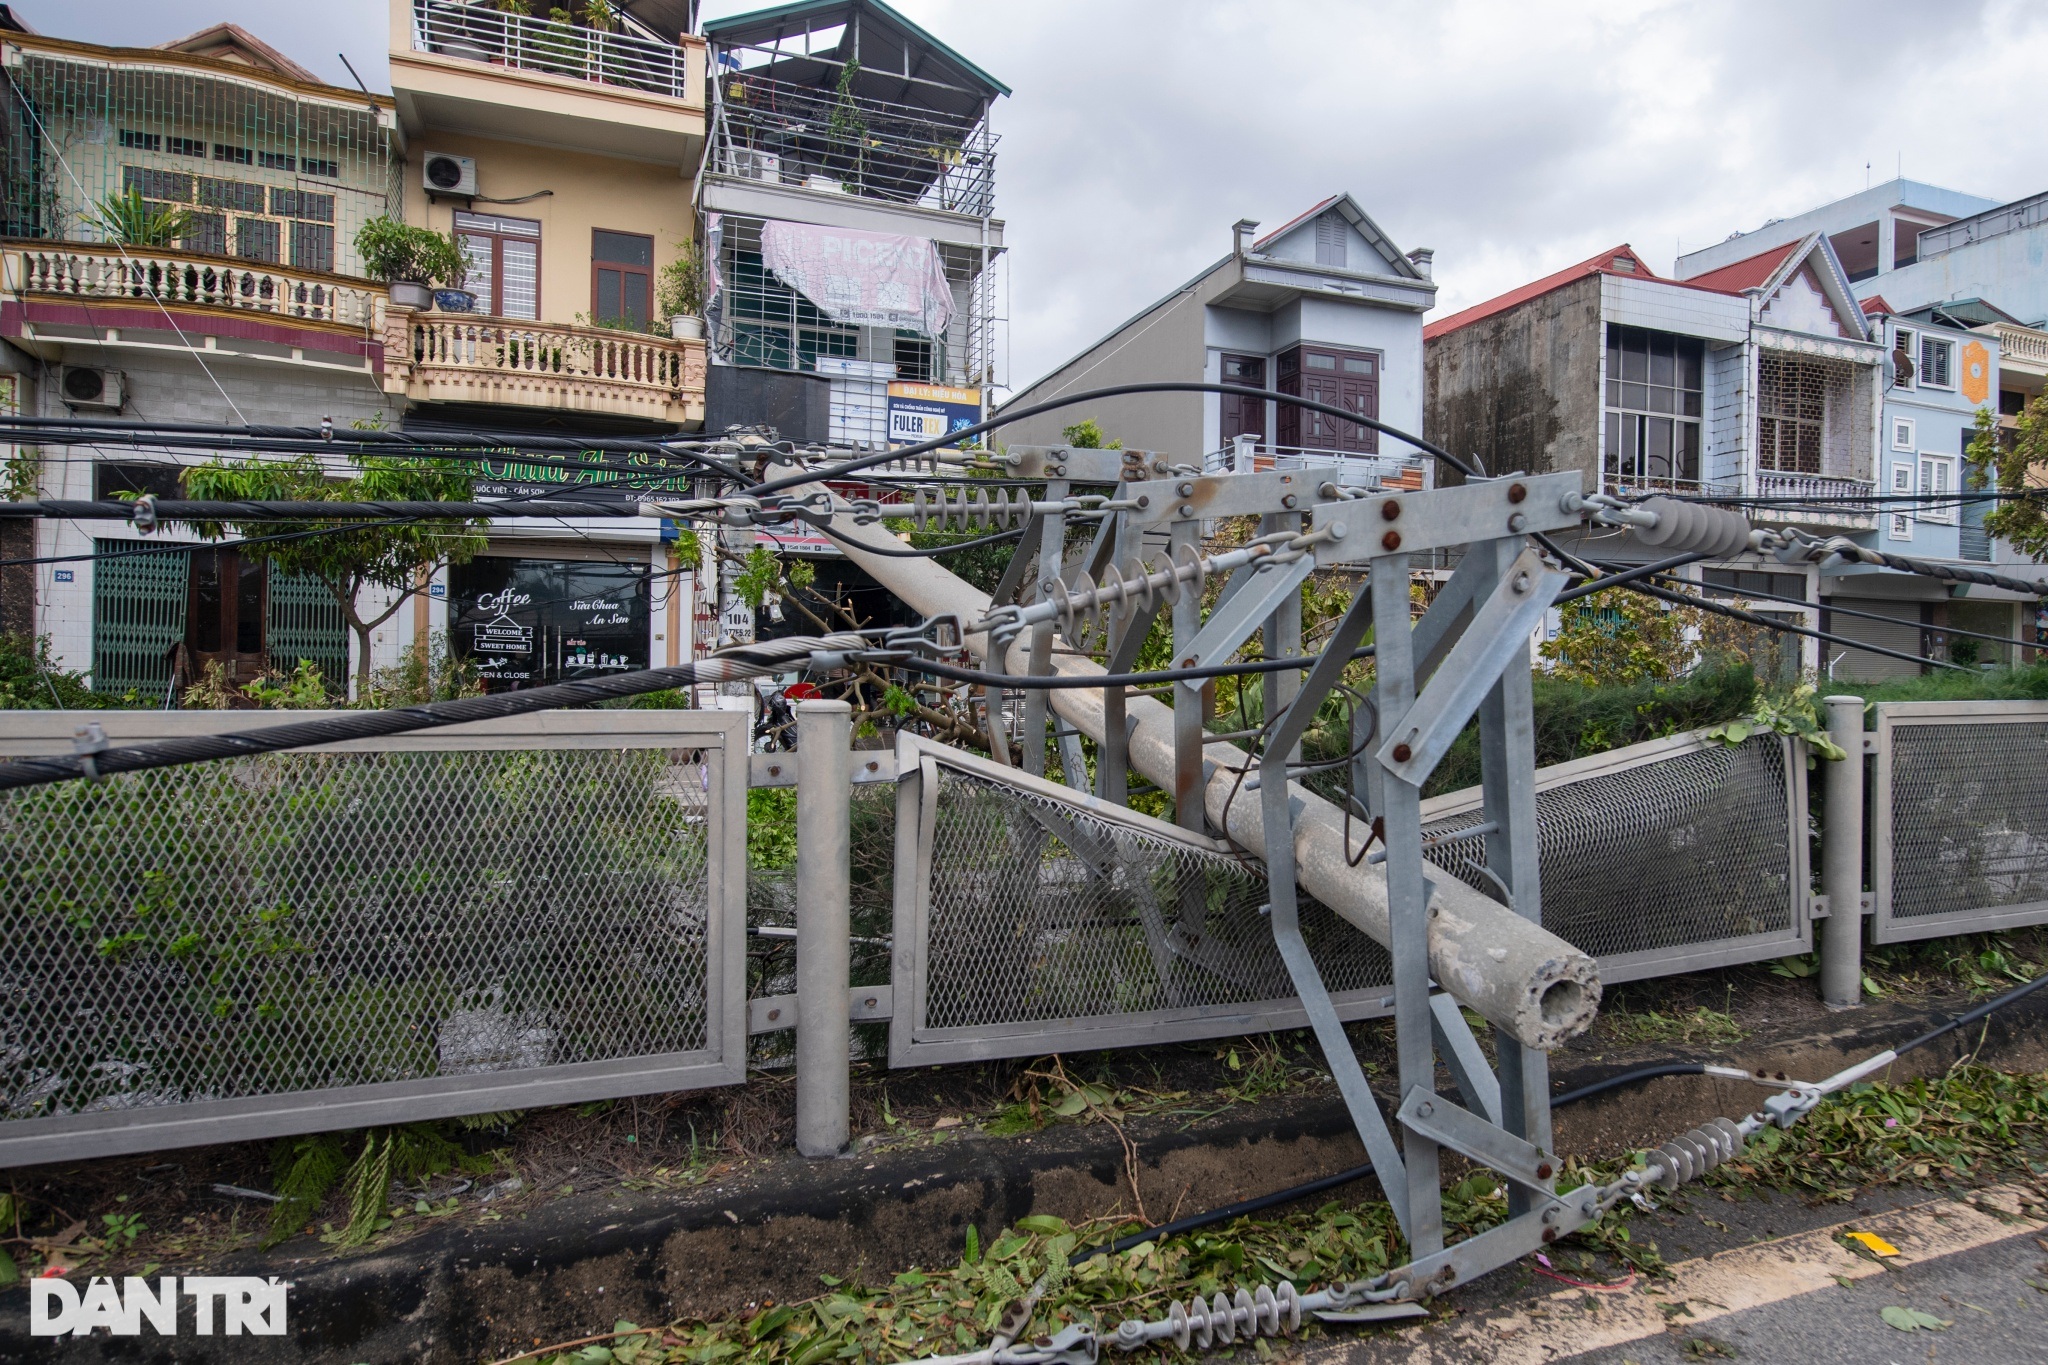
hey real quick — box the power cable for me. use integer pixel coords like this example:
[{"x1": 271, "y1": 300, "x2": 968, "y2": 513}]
[
  {"x1": 746, "y1": 381, "x2": 1484, "y2": 497},
  {"x1": 1623, "y1": 568, "x2": 2046, "y2": 656},
  {"x1": 1068, "y1": 966, "x2": 2048, "y2": 1264}
]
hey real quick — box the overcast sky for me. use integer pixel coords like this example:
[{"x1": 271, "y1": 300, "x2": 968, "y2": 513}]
[{"x1": 32, "y1": 0, "x2": 2048, "y2": 396}]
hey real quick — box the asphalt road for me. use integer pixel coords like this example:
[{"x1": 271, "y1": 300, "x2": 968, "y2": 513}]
[
  {"x1": 1301, "y1": 1174, "x2": 2048, "y2": 1365},
  {"x1": 1570, "y1": 1223, "x2": 2048, "y2": 1364}
]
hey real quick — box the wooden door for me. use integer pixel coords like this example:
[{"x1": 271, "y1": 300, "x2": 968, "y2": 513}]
[
  {"x1": 1219, "y1": 353, "x2": 1267, "y2": 445},
  {"x1": 1277, "y1": 346, "x2": 1379, "y2": 452},
  {"x1": 186, "y1": 547, "x2": 268, "y2": 691}
]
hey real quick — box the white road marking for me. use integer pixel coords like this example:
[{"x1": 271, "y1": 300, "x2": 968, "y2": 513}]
[{"x1": 1304, "y1": 1181, "x2": 2046, "y2": 1364}]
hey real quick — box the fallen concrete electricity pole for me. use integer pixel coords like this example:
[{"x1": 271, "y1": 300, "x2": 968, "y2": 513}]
[{"x1": 809, "y1": 493, "x2": 1600, "y2": 1052}]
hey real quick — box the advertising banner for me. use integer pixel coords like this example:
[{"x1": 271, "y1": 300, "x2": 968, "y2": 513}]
[
  {"x1": 469, "y1": 451, "x2": 693, "y2": 507},
  {"x1": 886, "y1": 381, "x2": 982, "y2": 449},
  {"x1": 760, "y1": 220, "x2": 955, "y2": 336}
]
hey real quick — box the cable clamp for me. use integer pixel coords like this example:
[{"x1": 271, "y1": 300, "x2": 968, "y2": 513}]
[
  {"x1": 130, "y1": 494, "x2": 158, "y2": 534},
  {"x1": 72, "y1": 721, "x2": 110, "y2": 782},
  {"x1": 882, "y1": 614, "x2": 965, "y2": 659},
  {"x1": 1762, "y1": 1084, "x2": 1822, "y2": 1129}
]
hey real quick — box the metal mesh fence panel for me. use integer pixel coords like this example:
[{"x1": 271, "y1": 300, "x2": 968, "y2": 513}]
[
  {"x1": 0, "y1": 715, "x2": 745, "y2": 1165},
  {"x1": 904, "y1": 762, "x2": 1388, "y2": 1059},
  {"x1": 1420, "y1": 733, "x2": 1804, "y2": 979},
  {"x1": 1875, "y1": 704, "x2": 2048, "y2": 941},
  {"x1": 4, "y1": 46, "x2": 394, "y2": 276}
]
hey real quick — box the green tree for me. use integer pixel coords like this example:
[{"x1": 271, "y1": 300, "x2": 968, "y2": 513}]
[
  {"x1": 182, "y1": 454, "x2": 488, "y2": 696},
  {"x1": 1060, "y1": 418, "x2": 1121, "y2": 450},
  {"x1": 1966, "y1": 403, "x2": 2048, "y2": 559}
]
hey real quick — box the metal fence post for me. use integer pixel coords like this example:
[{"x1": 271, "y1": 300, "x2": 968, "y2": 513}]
[
  {"x1": 1819, "y1": 695, "x2": 1865, "y2": 1009},
  {"x1": 796, "y1": 699, "x2": 852, "y2": 1156}
]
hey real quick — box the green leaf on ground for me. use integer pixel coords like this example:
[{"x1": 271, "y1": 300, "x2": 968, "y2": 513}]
[{"x1": 1880, "y1": 1305, "x2": 1952, "y2": 1331}]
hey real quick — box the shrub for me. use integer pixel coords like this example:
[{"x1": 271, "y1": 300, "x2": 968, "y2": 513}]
[{"x1": 352, "y1": 216, "x2": 468, "y2": 287}]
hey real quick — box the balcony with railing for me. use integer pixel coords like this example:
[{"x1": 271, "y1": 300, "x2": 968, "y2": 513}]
[
  {"x1": 1746, "y1": 470, "x2": 1878, "y2": 529},
  {"x1": 1979, "y1": 319, "x2": 2048, "y2": 379},
  {"x1": 410, "y1": 0, "x2": 693, "y2": 101},
  {"x1": 708, "y1": 71, "x2": 995, "y2": 219},
  {"x1": 3, "y1": 243, "x2": 386, "y2": 371},
  {"x1": 1207, "y1": 438, "x2": 1429, "y2": 490},
  {"x1": 389, "y1": 312, "x2": 706, "y2": 427}
]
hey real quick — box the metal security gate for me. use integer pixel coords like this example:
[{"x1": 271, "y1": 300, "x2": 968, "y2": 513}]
[
  {"x1": 266, "y1": 570, "x2": 350, "y2": 690},
  {"x1": 0, "y1": 711, "x2": 747, "y2": 1167},
  {"x1": 889, "y1": 738, "x2": 1390, "y2": 1066},
  {"x1": 1420, "y1": 730, "x2": 1809, "y2": 981},
  {"x1": 1873, "y1": 700, "x2": 2048, "y2": 943},
  {"x1": 90, "y1": 539, "x2": 188, "y2": 700}
]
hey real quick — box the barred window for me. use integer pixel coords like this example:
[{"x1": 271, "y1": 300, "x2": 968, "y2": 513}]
[
  {"x1": 1756, "y1": 351, "x2": 1828, "y2": 474},
  {"x1": 122, "y1": 165, "x2": 193, "y2": 203}
]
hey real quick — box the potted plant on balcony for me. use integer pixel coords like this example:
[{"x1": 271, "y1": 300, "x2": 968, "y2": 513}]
[
  {"x1": 354, "y1": 217, "x2": 469, "y2": 312},
  {"x1": 91, "y1": 188, "x2": 192, "y2": 248},
  {"x1": 658, "y1": 238, "x2": 706, "y2": 341}
]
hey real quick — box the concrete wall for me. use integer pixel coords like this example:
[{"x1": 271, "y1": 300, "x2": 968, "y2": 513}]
[
  {"x1": 996, "y1": 272, "x2": 1211, "y2": 456},
  {"x1": 1424, "y1": 272, "x2": 1601, "y2": 484},
  {"x1": 1858, "y1": 226, "x2": 2048, "y2": 326},
  {"x1": 1675, "y1": 179, "x2": 1999, "y2": 280},
  {"x1": 399, "y1": 131, "x2": 697, "y2": 330}
]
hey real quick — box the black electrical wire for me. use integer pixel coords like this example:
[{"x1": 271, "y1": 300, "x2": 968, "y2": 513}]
[
  {"x1": 1626, "y1": 569, "x2": 2047, "y2": 656},
  {"x1": 0, "y1": 498, "x2": 657, "y2": 522},
  {"x1": 1071, "y1": 967, "x2": 2048, "y2": 1264},
  {"x1": 1622, "y1": 577, "x2": 1971, "y2": 673},
  {"x1": 1892, "y1": 968, "x2": 2048, "y2": 1058},
  {"x1": 0, "y1": 636, "x2": 851, "y2": 791},
  {"x1": 747, "y1": 381, "x2": 1482, "y2": 498},
  {"x1": 0, "y1": 416, "x2": 751, "y2": 484},
  {"x1": 0, "y1": 519, "x2": 423, "y2": 570}
]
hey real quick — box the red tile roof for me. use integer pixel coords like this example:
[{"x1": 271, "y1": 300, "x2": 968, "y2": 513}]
[
  {"x1": 1423, "y1": 245, "x2": 1659, "y2": 340},
  {"x1": 1860, "y1": 294, "x2": 1893, "y2": 315},
  {"x1": 1681, "y1": 241, "x2": 1798, "y2": 294}
]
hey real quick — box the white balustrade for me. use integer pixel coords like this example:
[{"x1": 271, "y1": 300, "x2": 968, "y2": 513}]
[{"x1": 11, "y1": 246, "x2": 379, "y2": 328}]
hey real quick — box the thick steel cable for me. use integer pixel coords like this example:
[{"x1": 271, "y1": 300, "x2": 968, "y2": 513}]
[
  {"x1": 746, "y1": 381, "x2": 1483, "y2": 497},
  {"x1": 1620, "y1": 568, "x2": 2047, "y2": 655},
  {"x1": 0, "y1": 634, "x2": 865, "y2": 791}
]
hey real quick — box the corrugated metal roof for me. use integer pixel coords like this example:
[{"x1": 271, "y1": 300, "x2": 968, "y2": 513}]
[
  {"x1": 1422, "y1": 245, "x2": 1659, "y2": 341},
  {"x1": 703, "y1": 0, "x2": 1009, "y2": 97},
  {"x1": 1681, "y1": 241, "x2": 1799, "y2": 294}
]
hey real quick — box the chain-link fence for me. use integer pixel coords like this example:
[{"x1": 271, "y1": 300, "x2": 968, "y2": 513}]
[
  {"x1": 889, "y1": 741, "x2": 1389, "y2": 1065},
  {"x1": 1873, "y1": 701, "x2": 2048, "y2": 943},
  {"x1": 0, "y1": 712, "x2": 747, "y2": 1167}
]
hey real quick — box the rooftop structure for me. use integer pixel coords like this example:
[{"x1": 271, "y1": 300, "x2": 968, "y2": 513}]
[{"x1": 699, "y1": 0, "x2": 1007, "y2": 424}]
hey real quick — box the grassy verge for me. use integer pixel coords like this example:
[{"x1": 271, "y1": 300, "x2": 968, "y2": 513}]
[{"x1": 505, "y1": 1061, "x2": 2048, "y2": 1365}]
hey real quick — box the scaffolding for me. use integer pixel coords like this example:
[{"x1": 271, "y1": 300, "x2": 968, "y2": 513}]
[{"x1": 0, "y1": 41, "x2": 396, "y2": 279}]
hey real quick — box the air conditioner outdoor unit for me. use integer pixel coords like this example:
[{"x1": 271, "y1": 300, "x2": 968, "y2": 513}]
[
  {"x1": 732, "y1": 150, "x2": 780, "y2": 183},
  {"x1": 59, "y1": 366, "x2": 123, "y2": 411},
  {"x1": 422, "y1": 152, "x2": 478, "y2": 197}
]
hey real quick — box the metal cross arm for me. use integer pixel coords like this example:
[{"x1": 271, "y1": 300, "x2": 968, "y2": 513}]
[
  {"x1": 1171, "y1": 554, "x2": 1320, "y2": 686},
  {"x1": 1396, "y1": 1090, "x2": 1558, "y2": 1198},
  {"x1": 1375, "y1": 547, "x2": 1567, "y2": 787}
]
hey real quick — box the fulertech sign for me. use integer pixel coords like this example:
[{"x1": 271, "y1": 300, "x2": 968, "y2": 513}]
[{"x1": 30, "y1": 1276, "x2": 287, "y2": 1337}]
